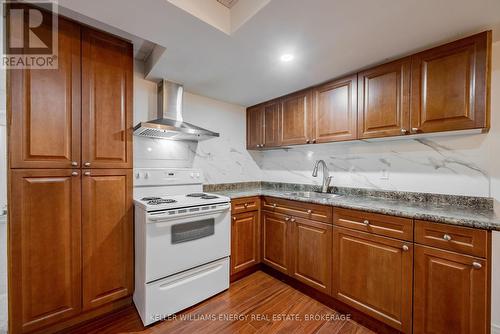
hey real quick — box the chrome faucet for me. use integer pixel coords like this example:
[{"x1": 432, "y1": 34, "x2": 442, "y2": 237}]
[{"x1": 312, "y1": 160, "x2": 332, "y2": 193}]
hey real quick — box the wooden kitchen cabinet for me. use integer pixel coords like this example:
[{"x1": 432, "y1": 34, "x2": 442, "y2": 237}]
[
  {"x1": 290, "y1": 217, "x2": 332, "y2": 294},
  {"x1": 263, "y1": 99, "x2": 282, "y2": 148},
  {"x1": 231, "y1": 211, "x2": 260, "y2": 275},
  {"x1": 332, "y1": 227, "x2": 413, "y2": 333},
  {"x1": 414, "y1": 245, "x2": 488, "y2": 334},
  {"x1": 262, "y1": 211, "x2": 292, "y2": 274},
  {"x1": 313, "y1": 75, "x2": 357, "y2": 142},
  {"x1": 410, "y1": 31, "x2": 491, "y2": 134},
  {"x1": 9, "y1": 17, "x2": 81, "y2": 169},
  {"x1": 358, "y1": 58, "x2": 411, "y2": 139},
  {"x1": 82, "y1": 169, "x2": 133, "y2": 310},
  {"x1": 246, "y1": 105, "x2": 264, "y2": 149},
  {"x1": 281, "y1": 90, "x2": 313, "y2": 145},
  {"x1": 9, "y1": 169, "x2": 82, "y2": 333},
  {"x1": 82, "y1": 27, "x2": 133, "y2": 168}
]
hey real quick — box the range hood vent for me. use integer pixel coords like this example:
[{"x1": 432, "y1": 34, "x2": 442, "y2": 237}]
[{"x1": 133, "y1": 80, "x2": 220, "y2": 141}]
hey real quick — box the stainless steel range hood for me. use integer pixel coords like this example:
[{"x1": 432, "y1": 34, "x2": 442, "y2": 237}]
[{"x1": 133, "y1": 80, "x2": 220, "y2": 140}]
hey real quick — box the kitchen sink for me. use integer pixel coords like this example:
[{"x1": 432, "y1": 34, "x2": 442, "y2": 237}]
[{"x1": 287, "y1": 191, "x2": 341, "y2": 199}]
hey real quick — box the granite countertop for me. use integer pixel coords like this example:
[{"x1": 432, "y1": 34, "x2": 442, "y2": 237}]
[{"x1": 213, "y1": 188, "x2": 500, "y2": 231}]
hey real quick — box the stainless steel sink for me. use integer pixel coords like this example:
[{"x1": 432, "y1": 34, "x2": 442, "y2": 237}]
[{"x1": 287, "y1": 191, "x2": 341, "y2": 199}]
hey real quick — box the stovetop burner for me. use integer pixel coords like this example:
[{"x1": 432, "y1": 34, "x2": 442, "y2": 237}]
[
  {"x1": 141, "y1": 196, "x2": 161, "y2": 201},
  {"x1": 186, "y1": 193, "x2": 207, "y2": 197},
  {"x1": 147, "y1": 199, "x2": 177, "y2": 205},
  {"x1": 201, "y1": 195, "x2": 219, "y2": 200}
]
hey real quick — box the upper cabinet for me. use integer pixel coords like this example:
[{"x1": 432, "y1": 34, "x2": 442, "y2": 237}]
[
  {"x1": 358, "y1": 58, "x2": 411, "y2": 139},
  {"x1": 313, "y1": 75, "x2": 357, "y2": 143},
  {"x1": 410, "y1": 31, "x2": 491, "y2": 134},
  {"x1": 281, "y1": 90, "x2": 312, "y2": 145},
  {"x1": 9, "y1": 18, "x2": 81, "y2": 168},
  {"x1": 246, "y1": 105, "x2": 264, "y2": 149},
  {"x1": 263, "y1": 100, "x2": 282, "y2": 148},
  {"x1": 246, "y1": 31, "x2": 491, "y2": 148},
  {"x1": 82, "y1": 28, "x2": 133, "y2": 168}
]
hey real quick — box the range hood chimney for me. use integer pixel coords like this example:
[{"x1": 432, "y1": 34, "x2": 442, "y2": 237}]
[{"x1": 133, "y1": 80, "x2": 220, "y2": 140}]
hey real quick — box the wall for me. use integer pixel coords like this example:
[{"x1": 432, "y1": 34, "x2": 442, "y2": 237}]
[
  {"x1": 0, "y1": 3, "x2": 7, "y2": 332},
  {"x1": 133, "y1": 61, "x2": 261, "y2": 183}
]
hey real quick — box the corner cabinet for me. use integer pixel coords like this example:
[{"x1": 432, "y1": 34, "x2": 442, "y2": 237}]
[{"x1": 8, "y1": 9, "x2": 134, "y2": 334}]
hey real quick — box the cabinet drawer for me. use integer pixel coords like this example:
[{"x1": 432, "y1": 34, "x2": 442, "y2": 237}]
[
  {"x1": 415, "y1": 220, "x2": 488, "y2": 258},
  {"x1": 231, "y1": 196, "x2": 260, "y2": 214},
  {"x1": 333, "y1": 208, "x2": 413, "y2": 241},
  {"x1": 262, "y1": 196, "x2": 332, "y2": 223}
]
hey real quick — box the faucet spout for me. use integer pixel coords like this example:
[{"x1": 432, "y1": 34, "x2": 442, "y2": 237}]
[{"x1": 312, "y1": 160, "x2": 331, "y2": 193}]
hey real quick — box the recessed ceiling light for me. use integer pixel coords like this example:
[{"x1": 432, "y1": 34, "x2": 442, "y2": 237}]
[{"x1": 280, "y1": 54, "x2": 294, "y2": 62}]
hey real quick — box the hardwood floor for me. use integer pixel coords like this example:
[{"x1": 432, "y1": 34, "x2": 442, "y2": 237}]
[{"x1": 65, "y1": 271, "x2": 375, "y2": 334}]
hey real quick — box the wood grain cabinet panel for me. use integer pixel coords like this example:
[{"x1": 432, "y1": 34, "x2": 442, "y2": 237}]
[
  {"x1": 358, "y1": 58, "x2": 411, "y2": 139},
  {"x1": 411, "y1": 31, "x2": 491, "y2": 134},
  {"x1": 9, "y1": 169, "x2": 82, "y2": 333},
  {"x1": 262, "y1": 196, "x2": 332, "y2": 223},
  {"x1": 414, "y1": 245, "x2": 488, "y2": 334},
  {"x1": 290, "y1": 218, "x2": 332, "y2": 294},
  {"x1": 313, "y1": 75, "x2": 357, "y2": 142},
  {"x1": 9, "y1": 17, "x2": 81, "y2": 169},
  {"x1": 231, "y1": 211, "x2": 260, "y2": 274},
  {"x1": 246, "y1": 105, "x2": 264, "y2": 149},
  {"x1": 231, "y1": 196, "x2": 260, "y2": 214},
  {"x1": 263, "y1": 100, "x2": 282, "y2": 148},
  {"x1": 82, "y1": 169, "x2": 133, "y2": 310},
  {"x1": 281, "y1": 90, "x2": 313, "y2": 145},
  {"x1": 262, "y1": 211, "x2": 291, "y2": 274},
  {"x1": 82, "y1": 28, "x2": 133, "y2": 168},
  {"x1": 332, "y1": 227, "x2": 413, "y2": 333}
]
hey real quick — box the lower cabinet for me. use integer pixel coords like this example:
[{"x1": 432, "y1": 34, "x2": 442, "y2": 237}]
[
  {"x1": 82, "y1": 169, "x2": 134, "y2": 310},
  {"x1": 262, "y1": 211, "x2": 292, "y2": 274},
  {"x1": 332, "y1": 227, "x2": 413, "y2": 334},
  {"x1": 231, "y1": 211, "x2": 260, "y2": 274},
  {"x1": 413, "y1": 245, "x2": 488, "y2": 334}
]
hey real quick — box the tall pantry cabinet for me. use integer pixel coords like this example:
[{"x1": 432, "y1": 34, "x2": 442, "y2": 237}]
[{"x1": 7, "y1": 12, "x2": 133, "y2": 334}]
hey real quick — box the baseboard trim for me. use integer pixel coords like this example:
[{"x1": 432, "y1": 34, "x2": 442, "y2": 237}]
[
  {"x1": 230, "y1": 264, "x2": 262, "y2": 282},
  {"x1": 492, "y1": 323, "x2": 500, "y2": 334}
]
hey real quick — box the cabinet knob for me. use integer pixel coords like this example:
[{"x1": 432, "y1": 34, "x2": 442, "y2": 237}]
[
  {"x1": 290, "y1": 218, "x2": 296, "y2": 223},
  {"x1": 363, "y1": 219, "x2": 370, "y2": 226},
  {"x1": 232, "y1": 216, "x2": 236, "y2": 221},
  {"x1": 307, "y1": 209, "x2": 312, "y2": 214},
  {"x1": 306, "y1": 139, "x2": 310, "y2": 144},
  {"x1": 402, "y1": 245, "x2": 409, "y2": 251},
  {"x1": 272, "y1": 204, "x2": 276, "y2": 208},
  {"x1": 411, "y1": 127, "x2": 420, "y2": 133},
  {"x1": 400, "y1": 128, "x2": 408, "y2": 135},
  {"x1": 443, "y1": 234, "x2": 452, "y2": 241},
  {"x1": 261, "y1": 144, "x2": 265, "y2": 147},
  {"x1": 71, "y1": 171, "x2": 78, "y2": 176},
  {"x1": 84, "y1": 162, "x2": 91, "y2": 167},
  {"x1": 472, "y1": 262, "x2": 482, "y2": 269},
  {"x1": 312, "y1": 139, "x2": 317, "y2": 144},
  {"x1": 71, "y1": 161, "x2": 78, "y2": 166},
  {"x1": 244, "y1": 203, "x2": 248, "y2": 208},
  {"x1": 285, "y1": 217, "x2": 290, "y2": 222},
  {"x1": 84, "y1": 171, "x2": 91, "y2": 176}
]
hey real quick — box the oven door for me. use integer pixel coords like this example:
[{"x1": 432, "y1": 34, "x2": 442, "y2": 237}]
[{"x1": 145, "y1": 203, "x2": 230, "y2": 282}]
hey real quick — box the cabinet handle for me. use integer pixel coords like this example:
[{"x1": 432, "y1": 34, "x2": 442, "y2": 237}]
[
  {"x1": 84, "y1": 162, "x2": 91, "y2": 167},
  {"x1": 261, "y1": 144, "x2": 265, "y2": 147},
  {"x1": 307, "y1": 209, "x2": 312, "y2": 214},
  {"x1": 312, "y1": 139, "x2": 317, "y2": 144},
  {"x1": 244, "y1": 203, "x2": 248, "y2": 208},
  {"x1": 363, "y1": 219, "x2": 370, "y2": 226},
  {"x1": 443, "y1": 234, "x2": 452, "y2": 241},
  {"x1": 71, "y1": 161, "x2": 78, "y2": 166},
  {"x1": 272, "y1": 204, "x2": 276, "y2": 209},
  {"x1": 411, "y1": 127, "x2": 420, "y2": 133},
  {"x1": 306, "y1": 139, "x2": 310, "y2": 144},
  {"x1": 400, "y1": 128, "x2": 408, "y2": 135},
  {"x1": 71, "y1": 171, "x2": 78, "y2": 176},
  {"x1": 472, "y1": 262, "x2": 482, "y2": 269},
  {"x1": 285, "y1": 217, "x2": 290, "y2": 222},
  {"x1": 232, "y1": 216, "x2": 236, "y2": 221},
  {"x1": 290, "y1": 218, "x2": 296, "y2": 223},
  {"x1": 402, "y1": 245, "x2": 409, "y2": 251},
  {"x1": 84, "y1": 172, "x2": 91, "y2": 176}
]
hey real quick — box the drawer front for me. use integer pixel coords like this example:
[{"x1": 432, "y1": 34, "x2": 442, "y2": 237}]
[
  {"x1": 415, "y1": 220, "x2": 488, "y2": 258},
  {"x1": 333, "y1": 208, "x2": 413, "y2": 241},
  {"x1": 262, "y1": 196, "x2": 332, "y2": 223},
  {"x1": 231, "y1": 196, "x2": 260, "y2": 214}
]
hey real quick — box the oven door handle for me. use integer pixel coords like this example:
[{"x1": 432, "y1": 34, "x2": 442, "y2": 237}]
[{"x1": 147, "y1": 203, "x2": 230, "y2": 222}]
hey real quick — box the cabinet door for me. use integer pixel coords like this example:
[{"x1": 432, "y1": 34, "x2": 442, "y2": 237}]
[
  {"x1": 231, "y1": 211, "x2": 260, "y2": 274},
  {"x1": 332, "y1": 227, "x2": 413, "y2": 333},
  {"x1": 9, "y1": 17, "x2": 81, "y2": 168},
  {"x1": 9, "y1": 169, "x2": 81, "y2": 333},
  {"x1": 358, "y1": 58, "x2": 411, "y2": 139},
  {"x1": 290, "y1": 218, "x2": 332, "y2": 294},
  {"x1": 281, "y1": 90, "x2": 313, "y2": 145},
  {"x1": 263, "y1": 100, "x2": 282, "y2": 148},
  {"x1": 262, "y1": 211, "x2": 291, "y2": 274},
  {"x1": 313, "y1": 75, "x2": 357, "y2": 143},
  {"x1": 411, "y1": 31, "x2": 490, "y2": 134},
  {"x1": 414, "y1": 245, "x2": 488, "y2": 334},
  {"x1": 247, "y1": 105, "x2": 264, "y2": 149},
  {"x1": 82, "y1": 28, "x2": 133, "y2": 168},
  {"x1": 82, "y1": 169, "x2": 133, "y2": 310}
]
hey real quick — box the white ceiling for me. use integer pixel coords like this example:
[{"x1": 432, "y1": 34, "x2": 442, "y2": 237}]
[{"x1": 57, "y1": 0, "x2": 500, "y2": 107}]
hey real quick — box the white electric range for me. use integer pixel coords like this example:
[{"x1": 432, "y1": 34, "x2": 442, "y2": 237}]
[{"x1": 133, "y1": 168, "x2": 231, "y2": 326}]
